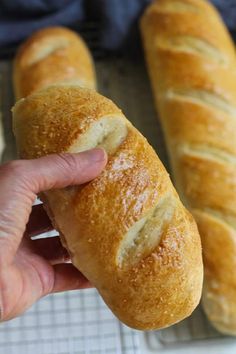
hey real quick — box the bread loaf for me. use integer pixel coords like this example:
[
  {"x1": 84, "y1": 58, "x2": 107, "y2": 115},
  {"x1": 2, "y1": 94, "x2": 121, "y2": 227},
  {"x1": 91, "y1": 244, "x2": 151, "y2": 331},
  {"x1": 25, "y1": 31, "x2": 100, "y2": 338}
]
[
  {"x1": 12, "y1": 85, "x2": 203, "y2": 330},
  {"x1": 13, "y1": 27, "x2": 96, "y2": 99},
  {"x1": 141, "y1": 0, "x2": 236, "y2": 334}
]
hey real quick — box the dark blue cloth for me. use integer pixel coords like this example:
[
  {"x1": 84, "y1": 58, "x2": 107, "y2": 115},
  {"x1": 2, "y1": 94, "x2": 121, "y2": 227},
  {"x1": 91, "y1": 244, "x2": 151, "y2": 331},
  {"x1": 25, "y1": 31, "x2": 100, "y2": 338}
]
[
  {"x1": 211, "y1": 0, "x2": 236, "y2": 30},
  {"x1": 0, "y1": 0, "x2": 235, "y2": 52},
  {"x1": 92, "y1": 0, "x2": 152, "y2": 49},
  {"x1": 0, "y1": 0, "x2": 84, "y2": 47}
]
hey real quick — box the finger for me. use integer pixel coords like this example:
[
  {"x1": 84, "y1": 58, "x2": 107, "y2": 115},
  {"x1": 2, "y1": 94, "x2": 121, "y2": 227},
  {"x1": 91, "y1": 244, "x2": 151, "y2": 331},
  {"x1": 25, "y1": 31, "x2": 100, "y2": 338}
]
[
  {"x1": 23, "y1": 148, "x2": 107, "y2": 192},
  {"x1": 1, "y1": 262, "x2": 90, "y2": 321},
  {"x1": 51, "y1": 264, "x2": 91, "y2": 293},
  {"x1": 21, "y1": 235, "x2": 70, "y2": 265},
  {"x1": 26, "y1": 204, "x2": 53, "y2": 238},
  {"x1": 0, "y1": 149, "x2": 107, "y2": 265}
]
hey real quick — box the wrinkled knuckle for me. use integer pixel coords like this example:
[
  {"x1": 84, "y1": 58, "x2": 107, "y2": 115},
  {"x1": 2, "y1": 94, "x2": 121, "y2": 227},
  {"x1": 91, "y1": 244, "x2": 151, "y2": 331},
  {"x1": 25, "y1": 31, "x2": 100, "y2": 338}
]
[
  {"x1": 1, "y1": 160, "x2": 36, "y2": 196},
  {"x1": 3, "y1": 160, "x2": 33, "y2": 191},
  {"x1": 3, "y1": 160, "x2": 26, "y2": 177},
  {"x1": 57, "y1": 153, "x2": 81, "y2": 175}
]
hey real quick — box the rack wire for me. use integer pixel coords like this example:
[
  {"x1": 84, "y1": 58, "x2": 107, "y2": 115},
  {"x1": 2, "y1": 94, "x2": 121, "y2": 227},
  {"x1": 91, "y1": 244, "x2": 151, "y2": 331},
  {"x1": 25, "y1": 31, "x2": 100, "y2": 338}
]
[{"x1": 0, "y1": 289, "x2": 140, "y2": 354}]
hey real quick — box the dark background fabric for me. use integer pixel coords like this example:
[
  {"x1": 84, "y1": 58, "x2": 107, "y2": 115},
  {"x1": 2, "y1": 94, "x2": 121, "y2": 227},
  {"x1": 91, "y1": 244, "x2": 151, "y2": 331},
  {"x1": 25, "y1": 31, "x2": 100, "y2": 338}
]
[{"x1": 0, "y1": 0, "x2": 235, "y2": 55}]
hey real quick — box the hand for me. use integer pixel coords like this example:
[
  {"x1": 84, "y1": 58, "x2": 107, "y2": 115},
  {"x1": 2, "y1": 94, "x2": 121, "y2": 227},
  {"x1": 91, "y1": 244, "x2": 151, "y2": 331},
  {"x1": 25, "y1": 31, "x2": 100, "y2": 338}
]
[{"x1": 0, "y1": 149, "x2": 107, "y2": 321}]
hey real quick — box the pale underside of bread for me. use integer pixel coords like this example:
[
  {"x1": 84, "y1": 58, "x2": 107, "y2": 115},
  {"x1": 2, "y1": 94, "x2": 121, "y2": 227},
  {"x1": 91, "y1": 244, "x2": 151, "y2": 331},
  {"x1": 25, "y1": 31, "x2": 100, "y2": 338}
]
[
  {"x1": 141, "y1": 0, "x2": 236, "y2": 335},
  {"x1": 12, "y1": 86, "x2": 203, "y2": 330},
  {"x1": 13, "y1": 26, "x2": 96, "y2": 100}
]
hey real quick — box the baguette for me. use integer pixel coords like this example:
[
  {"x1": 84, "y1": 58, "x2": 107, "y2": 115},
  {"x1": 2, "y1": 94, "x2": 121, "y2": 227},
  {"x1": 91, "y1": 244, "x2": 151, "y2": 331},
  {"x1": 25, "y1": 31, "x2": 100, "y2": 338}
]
[
  {"x1": 12, "y1": 85, "x2": 203, "y2": 330},
  {"x1": 141, "y1": 0, "x2": 236, "y2": 334},
  {"x1": 13, "y1": 27, "x2": 96, "y2": 99}
]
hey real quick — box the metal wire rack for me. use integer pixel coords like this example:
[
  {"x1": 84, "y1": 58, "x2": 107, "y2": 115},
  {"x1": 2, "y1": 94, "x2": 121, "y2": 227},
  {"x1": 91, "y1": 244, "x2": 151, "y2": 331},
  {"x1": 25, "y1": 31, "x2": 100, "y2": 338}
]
[{"x1": 0, "y1": 289, "x2": 140, "y2": 354}]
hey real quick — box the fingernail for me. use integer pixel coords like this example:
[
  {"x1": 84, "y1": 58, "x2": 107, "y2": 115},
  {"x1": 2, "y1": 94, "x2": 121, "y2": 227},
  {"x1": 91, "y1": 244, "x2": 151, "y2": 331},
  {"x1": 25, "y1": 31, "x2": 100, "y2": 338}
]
[{"x1": 80, "y1": 148, "x2": 107, "y2": 163}]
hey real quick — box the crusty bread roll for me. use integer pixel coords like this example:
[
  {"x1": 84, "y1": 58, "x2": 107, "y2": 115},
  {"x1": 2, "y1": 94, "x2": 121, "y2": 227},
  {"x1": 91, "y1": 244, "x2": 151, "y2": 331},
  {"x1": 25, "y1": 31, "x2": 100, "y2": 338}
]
[
  {"x1": 12, "y1": 85, "x2": 203, "y2": 330},
  {"x1": 141, "y1": 0, "x2": 236, "y2": 335},
  {"x1": 13, "y1": 26, "x2": 96, "y2": 99}
]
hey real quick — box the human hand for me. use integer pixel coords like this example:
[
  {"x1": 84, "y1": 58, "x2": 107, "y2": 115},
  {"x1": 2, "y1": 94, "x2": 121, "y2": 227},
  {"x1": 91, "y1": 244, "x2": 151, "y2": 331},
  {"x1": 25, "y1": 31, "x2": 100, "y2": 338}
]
[{"x1": 0, "y1": 149, "x2": 107, "y2": 321}]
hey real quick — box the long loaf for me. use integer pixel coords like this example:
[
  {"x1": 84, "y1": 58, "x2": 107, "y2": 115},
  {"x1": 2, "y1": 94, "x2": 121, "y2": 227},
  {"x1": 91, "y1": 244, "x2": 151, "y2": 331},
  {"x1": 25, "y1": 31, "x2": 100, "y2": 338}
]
[
  {"x1": 141, "y1": 0, "x2": 236, "y2": 334},
  {"x1": 13, "y1": 27, "x2": 96, "y2": 99},
  {"x1": 12, "y1": 27, "x2": 203, "y2": 330}
]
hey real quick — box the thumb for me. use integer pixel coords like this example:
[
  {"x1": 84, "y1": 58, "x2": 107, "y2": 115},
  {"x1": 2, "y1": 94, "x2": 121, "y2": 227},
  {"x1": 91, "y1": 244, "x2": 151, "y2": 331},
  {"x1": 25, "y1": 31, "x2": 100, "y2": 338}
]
[
  {"x1": 20, "y1": 148, "x2": 107, "y2": 192},
  {"x1": 0, "y1": 148, "x2": 107, "y2": 264}
]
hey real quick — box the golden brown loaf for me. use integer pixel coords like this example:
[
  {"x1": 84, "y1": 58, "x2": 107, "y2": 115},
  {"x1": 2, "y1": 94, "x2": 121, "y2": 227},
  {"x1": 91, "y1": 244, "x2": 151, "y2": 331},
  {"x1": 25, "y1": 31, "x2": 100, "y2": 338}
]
[
  {"x1": 12, "y1": 85, "x2": 203, "y2": 330},
  {"x1": 13, "y1": 26, "x2": 96, "y2": 99},
  {"x1": 141, "y1": 0, "x2": 236, "y2": 335}
]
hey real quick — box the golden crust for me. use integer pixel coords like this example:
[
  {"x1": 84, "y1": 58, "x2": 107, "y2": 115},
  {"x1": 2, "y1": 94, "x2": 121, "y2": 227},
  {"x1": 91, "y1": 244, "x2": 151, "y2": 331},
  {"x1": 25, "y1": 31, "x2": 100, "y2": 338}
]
[
  {"x1": 195, "y1": 210, "x2": 236, "y2": 335},
  {"x1": 161, "y1": 100, "x2": 236, "y2": 156},
  {"x1": 13, "y1": 86, "x2": 120, "y2": 158},
  {"x1": 12, "y1": 86, "x2": 203, "y2": 330},
  {"x1": 13, "y1": 27, "x2": 96, "y2": 99},
  {"x1": 141, "y1": 0, "x2": 236, "y2": 334},
  {"x1": 179, "y1": 152, "x2": 236, "y2": 215}
]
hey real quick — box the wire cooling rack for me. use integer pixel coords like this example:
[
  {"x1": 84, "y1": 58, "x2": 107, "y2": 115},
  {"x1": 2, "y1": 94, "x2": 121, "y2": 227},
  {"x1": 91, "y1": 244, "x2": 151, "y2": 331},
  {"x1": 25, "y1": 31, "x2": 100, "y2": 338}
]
[{"x1": 0, "y1": 289, "x2": 140, "y2": 354}]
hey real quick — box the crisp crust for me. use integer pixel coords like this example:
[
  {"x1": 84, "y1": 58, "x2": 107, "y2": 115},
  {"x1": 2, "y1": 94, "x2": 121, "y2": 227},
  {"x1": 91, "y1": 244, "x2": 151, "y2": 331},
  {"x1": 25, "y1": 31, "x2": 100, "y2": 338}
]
[
  {"x1": 12, "y1": 86, "x2": 203, "y2": 330},
  {"x1": 141, "y1": 0, "x2": 236, "y2": 334},
  {"x1": 13, "y1": 86, "x2": 121, "y2": 158},
  {"x1": 13, "y1": 27, "x2": 96, "y2": 99},
  {"x1": 195, "y1": 210, "x2": 236, "y2": 335}
]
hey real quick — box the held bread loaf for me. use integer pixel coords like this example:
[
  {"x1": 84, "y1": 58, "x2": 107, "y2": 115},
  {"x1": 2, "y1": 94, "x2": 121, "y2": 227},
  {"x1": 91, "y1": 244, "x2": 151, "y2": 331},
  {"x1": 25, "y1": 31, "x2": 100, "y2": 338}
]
[
  {"x1": 12, "y1": 85, "x2": 203, "y2": 330},
  {"x1": 141, "y1": 0, "x2": 236, "y2": 334},
  {"x1": 13, "y1": 26, "x2": 96, "y2": 99}
]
